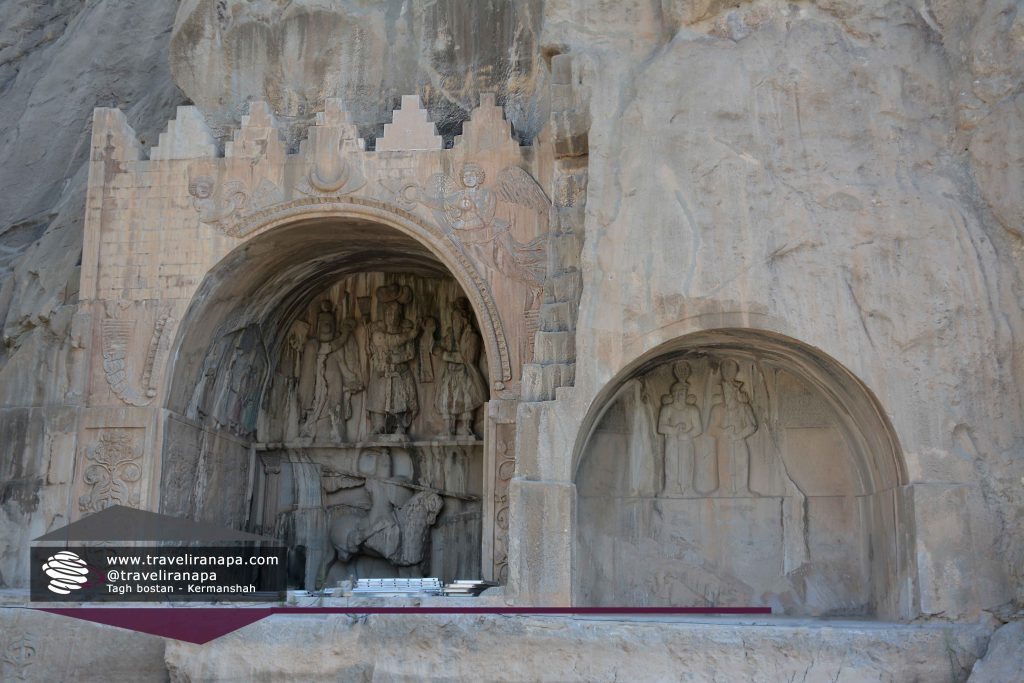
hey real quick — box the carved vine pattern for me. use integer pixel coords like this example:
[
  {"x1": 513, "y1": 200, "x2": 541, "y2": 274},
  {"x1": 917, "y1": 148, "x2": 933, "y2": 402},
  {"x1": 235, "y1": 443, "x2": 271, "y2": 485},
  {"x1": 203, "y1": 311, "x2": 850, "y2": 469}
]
[
  {"x1": 78, "y1": 430, "x2": 143, "y2": 513},
  {"x1": 493, "y1": 425, "x2": 516, "y2": 583},
  {"x1": 1, "y1": 634, "x2": 35, "y2": 681}
]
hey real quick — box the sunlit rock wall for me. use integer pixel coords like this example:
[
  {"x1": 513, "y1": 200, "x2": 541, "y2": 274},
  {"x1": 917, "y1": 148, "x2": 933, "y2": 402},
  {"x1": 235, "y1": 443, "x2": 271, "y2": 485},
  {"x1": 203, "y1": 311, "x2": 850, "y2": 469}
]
[
  {"x1": 0, "y1": 0, "x2": 1020, "y2": 626},
  {"x1": 535, "y1": 0, "x2": 1024, "y2": 617}
]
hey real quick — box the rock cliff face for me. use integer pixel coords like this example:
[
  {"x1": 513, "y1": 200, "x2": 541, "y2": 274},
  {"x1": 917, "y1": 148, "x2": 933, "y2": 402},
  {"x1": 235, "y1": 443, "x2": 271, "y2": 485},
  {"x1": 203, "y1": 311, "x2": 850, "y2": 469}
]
[
  {"x1": 0, "y1": 1, "x2": 185, "y2": 584},
  {"x1": 169, "y1": 0, "x2": 548, "y2": 144},
  {"x1": 538, "y1": 0, "x2": 1024, "y2": 614},
  {"x1": 0, "y1": 1, "x2": 184, "y2": 366},
  {"x1": 0, "y1": 0, "x2": 1021, "y2": 634}
]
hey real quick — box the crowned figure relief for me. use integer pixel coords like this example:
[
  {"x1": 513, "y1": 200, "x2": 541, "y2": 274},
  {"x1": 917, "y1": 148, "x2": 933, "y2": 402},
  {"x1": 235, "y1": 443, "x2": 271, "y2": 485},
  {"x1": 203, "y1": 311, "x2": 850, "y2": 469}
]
[
  {"x1": 366, "y1": 284, "x2": 420, "y2": 437},
  {"x1": 657, "y1": 360, "x2": 703, "y2": 496},
  {"x1": 299, "y1": 299, "x2": 363, "y2": 442}
]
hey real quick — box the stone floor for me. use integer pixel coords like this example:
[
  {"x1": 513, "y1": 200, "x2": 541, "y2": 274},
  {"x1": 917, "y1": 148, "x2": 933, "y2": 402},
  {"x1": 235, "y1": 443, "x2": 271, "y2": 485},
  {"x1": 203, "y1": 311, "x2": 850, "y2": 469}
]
[{"x1": 0, "y1": 593, "x2": 1000, "y2": 682}]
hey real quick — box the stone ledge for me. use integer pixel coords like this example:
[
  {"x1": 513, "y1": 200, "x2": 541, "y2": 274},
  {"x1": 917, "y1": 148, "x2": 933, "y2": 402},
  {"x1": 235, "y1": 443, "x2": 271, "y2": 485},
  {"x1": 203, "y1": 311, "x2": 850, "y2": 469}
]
[
  {"x1": 173, "y1": 614, "x2": 993, "y2": 682},
  {"x1": 0, "y1": 604, "x2": 997, "y2": 682}
]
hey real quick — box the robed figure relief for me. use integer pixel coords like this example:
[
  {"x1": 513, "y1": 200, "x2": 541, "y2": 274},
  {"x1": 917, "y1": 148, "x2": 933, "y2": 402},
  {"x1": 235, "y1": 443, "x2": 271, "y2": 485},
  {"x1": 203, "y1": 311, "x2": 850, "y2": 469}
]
[
  {"x1": 268, "y1": 319, "x2": 309, "y2": 442},
  {"x1": 429, "y1": 298, "x2": 487, "y2": 438},
  {"x1": 222, "y1": 325, "x2": 266, "y2": 432},
  {"x1": 705, "y1": 359, "x2": 758, "y2": 496},
  {"x1": 366, "y1": 284, "x2": 420, "y2": 437},
  {"x1": 299, "y1": 300, "x2": 363, "y2": 442},
  {"x1": 657, "y1": 361, "x2": 703, "y2": 496}
]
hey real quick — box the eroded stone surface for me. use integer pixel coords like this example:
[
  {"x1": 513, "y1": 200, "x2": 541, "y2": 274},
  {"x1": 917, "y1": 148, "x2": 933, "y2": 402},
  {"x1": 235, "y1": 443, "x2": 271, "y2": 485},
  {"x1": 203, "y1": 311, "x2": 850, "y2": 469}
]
[
  {"x1": 164, "y1": 613, "x2": 993, "y2": 682},
  {"x1": 0, "y1": 0, "x2": 1021, "y2": 652},
  {"x1": 541, "y1": 0, "x2": 1024, "y2": 615},
  {"x1": 0, "y1": 607, "x2": 167, "y2": 682},
  {"x1": 967, "y1": 619, "x2": 1024, "y2": 683},
  {"x1": 169, "y1": 0, "x2": 548, "y2": 144},
  {"x1": 576, "y1": 351, "x2": 905, "y2": 617}
]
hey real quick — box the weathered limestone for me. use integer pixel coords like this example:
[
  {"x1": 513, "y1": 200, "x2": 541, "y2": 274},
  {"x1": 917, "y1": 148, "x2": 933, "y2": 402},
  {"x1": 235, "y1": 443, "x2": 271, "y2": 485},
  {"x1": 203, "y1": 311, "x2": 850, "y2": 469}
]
[
  {"x1": 162, "y1": 613, "x2": 992, "y2": 682},
  {"x1": 37, "y1": 90, "x2": 562, "y2": 590},
  {"x1": 532, "y1": 0, "x2": 1024, "y2": 620},
  {"x1": 0, "y1": 2, "x2": 1022, "y2": 679},
  {"x1": 967, "y1": 619, "x2": 1024, "y2": 683},
  {"x1": 0, "y1": 606, "x2": 167, "y2": 682},
  {"x1": 168, "y1": 0, "x2": 548, "y2": 142},
  {"x1": 0, "y1": 605, "x2": 996, "y2": 682},
  {"x1": 376, "y1": 95, "x2": 443, "y2": 152},
  {"x1": 149, "y1": 106, "x2": 217, "y2": 161},
  {"x1": 574, "y1": 346, "x2": 910, "y2": 617}
]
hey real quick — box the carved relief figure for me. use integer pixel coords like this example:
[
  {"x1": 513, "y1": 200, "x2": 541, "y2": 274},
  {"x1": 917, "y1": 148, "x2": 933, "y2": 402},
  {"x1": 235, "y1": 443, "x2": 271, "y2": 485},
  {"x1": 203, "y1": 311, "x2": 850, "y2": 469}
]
[
  {"x1": 299, "y1": 300, "x2": 363, "y2": 442},
  {"x1": 188, "y1": 175, "x2": 248, "y2": 224},
  {"x1": 439, "y1": 163, "x2": 498, "y2": 234},
  {"x1": 223, "y1": 325, "x2": 268, "y2": 437},
  {"x1": 431, "y1": 298, "x2": 487, "y2": 437},
  {"x1": 706, "y1": 359, "x2": 758, "y2": 496},
  {"x1": 414, "y1": 164, "x2": 551, "y2": 307},
  {"x1": 366, "y1": 284, "x2": 420, "y2": 437},
  {"x1": 360, "y1": 488, "x2": 444, "y2": 568},
  {"x1": 278, "y1": 320, "x2": 309, "y2": 442},
  {"x1": 1, "y1": 633, "x2": 36, "y2": 681},
  {"x1": 186, "y1": 333, "x2": 233, "y2": 426},
  {"x1": 101, "y1": 311, "x2": 175, "y2": 407},
  {"x1": 657, "y1": 361, "x2": 702, "y2": 497},
  {"x1": 326, "y1": 450, "x2": 444, "y2": 579}
]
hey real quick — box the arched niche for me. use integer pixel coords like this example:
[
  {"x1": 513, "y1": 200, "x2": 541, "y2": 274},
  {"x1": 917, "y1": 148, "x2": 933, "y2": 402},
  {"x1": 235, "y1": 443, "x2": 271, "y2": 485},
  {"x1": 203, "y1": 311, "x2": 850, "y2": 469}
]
[
  {"x1": 160, "y1": 216, "x2": 500, "y2": 589},
  {"x1": 572, "y1": 329, "x2": 914, "y2": 619}
]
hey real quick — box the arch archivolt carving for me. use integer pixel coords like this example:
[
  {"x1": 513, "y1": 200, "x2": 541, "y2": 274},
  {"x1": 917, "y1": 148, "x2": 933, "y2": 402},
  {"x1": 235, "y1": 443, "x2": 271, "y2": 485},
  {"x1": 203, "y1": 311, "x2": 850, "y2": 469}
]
[{"x1": 223, "y1": 195, "x2": 512, "y2": 386}]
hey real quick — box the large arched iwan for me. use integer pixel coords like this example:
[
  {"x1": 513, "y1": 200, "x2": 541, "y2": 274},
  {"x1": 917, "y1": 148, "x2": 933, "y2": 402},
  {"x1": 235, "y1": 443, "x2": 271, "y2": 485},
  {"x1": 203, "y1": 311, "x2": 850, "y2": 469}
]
[{"x1": 158, "y1": 207, "x2": 514, "y2": 588}]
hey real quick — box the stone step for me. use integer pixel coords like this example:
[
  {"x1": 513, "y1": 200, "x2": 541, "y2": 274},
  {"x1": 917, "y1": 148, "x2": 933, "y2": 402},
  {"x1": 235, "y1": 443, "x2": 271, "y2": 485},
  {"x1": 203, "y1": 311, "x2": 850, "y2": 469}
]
[
  {"x1": 546, "y1": 232, "x2": 582, "y2": 270},
  {"x1": 539, "y1": 301, "x2": 577, "y2": 332},
  {"x1": 545, "y1": 270, "x2": 582, "y2": 304},
  {"x1": 533, "y1": 331, "x2": 576, "y2": 363},
  {"x1": 521, "y1": 362, "x2": 575, "y2": 402}
]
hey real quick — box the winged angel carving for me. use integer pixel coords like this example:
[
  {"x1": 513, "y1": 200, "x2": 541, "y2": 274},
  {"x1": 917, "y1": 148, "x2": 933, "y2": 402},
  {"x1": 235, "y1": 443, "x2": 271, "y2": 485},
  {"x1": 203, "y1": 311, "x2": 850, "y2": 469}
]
[{"x1": 399, "y1": 164, "x2": 551, "y2": 306}]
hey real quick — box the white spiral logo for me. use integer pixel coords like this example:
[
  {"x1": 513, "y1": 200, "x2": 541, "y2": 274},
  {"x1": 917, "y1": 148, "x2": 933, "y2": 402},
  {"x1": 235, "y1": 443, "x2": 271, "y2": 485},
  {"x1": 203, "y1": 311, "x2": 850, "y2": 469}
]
[{"x1": 42, "y1": 551, "x2": 89, "y2": 594}]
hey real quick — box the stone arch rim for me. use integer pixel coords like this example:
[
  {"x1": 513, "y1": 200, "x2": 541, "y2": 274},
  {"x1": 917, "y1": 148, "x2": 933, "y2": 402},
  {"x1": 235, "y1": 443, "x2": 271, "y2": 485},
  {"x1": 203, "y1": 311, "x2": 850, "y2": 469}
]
[
  {"x1": 214, "y1": 195, "x2": 512, "y2": 386},
  {"x1": 569, "y1": 327, "x2": 907, "y2": 486}
]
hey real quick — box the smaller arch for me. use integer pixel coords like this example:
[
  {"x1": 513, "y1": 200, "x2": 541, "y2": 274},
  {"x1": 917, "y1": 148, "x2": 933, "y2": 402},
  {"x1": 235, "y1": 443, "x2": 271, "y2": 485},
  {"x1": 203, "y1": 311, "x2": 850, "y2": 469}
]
[{"x1": 572, "y1": 328, "x2": 914, "y2": 620}]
